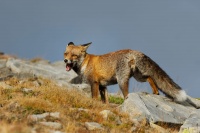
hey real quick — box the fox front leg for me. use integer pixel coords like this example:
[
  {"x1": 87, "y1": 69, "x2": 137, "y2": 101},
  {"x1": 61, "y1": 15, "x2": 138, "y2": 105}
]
[
  {"x1": 99, "y1": 86, "x2": 109, "y2": 104},
  {"x1": 91, "y1": 82, "x2": 99, "y2": 100}
]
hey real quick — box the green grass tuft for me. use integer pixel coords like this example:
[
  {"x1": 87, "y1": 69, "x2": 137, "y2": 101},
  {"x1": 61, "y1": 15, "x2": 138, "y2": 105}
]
[{"x1": 109, "y1": 95, "x2": 124, "y2": 104}]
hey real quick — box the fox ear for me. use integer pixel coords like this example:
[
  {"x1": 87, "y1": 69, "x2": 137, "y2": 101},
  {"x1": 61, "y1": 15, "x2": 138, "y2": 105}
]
[
  {"x1": 68, "y1": 42, "x2": 74, "y2": 46},
  {"x1": 81, "y1": 42, "x2": 92, "y2": 50}
]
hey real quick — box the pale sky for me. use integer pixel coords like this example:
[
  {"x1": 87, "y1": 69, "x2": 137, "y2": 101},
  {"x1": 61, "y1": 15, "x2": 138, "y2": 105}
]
[{"x1": 1, "y1": 0, "x2": 200, "y2": 97}]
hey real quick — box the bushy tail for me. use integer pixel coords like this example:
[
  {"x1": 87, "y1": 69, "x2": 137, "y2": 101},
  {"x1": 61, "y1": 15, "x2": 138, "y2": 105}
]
[
  {"x1": 136, "y1": 54, "x2": 187, "y2": 102},
  {"x1": 151, "y1": 63, "x2": 187, "y2": 102}
]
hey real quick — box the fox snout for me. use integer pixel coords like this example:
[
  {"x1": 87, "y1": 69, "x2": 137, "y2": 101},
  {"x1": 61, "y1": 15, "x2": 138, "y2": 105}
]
[
  {"x1": 64, "y1": 59, "x2": 71, "y2": 64},
  {"x1": 64, "y1": 59, "x2": 74, "y2": 71}
]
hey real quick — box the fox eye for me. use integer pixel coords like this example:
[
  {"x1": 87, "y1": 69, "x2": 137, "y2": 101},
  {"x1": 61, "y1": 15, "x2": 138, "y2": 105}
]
[
  {"x1": 64, "y1": 52, "x2": 68, "y2": 56},
  {"x1": 72, "y1": 54, "x2": 78, "y2": 57},
  {"x1": 81, "y1": 50, "x2": 86, "y2": 52}
]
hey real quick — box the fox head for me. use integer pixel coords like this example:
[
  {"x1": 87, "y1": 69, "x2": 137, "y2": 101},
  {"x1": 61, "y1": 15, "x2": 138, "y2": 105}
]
[{"x1": 64, "y1": 42, "x2": 91, "y2": 71}]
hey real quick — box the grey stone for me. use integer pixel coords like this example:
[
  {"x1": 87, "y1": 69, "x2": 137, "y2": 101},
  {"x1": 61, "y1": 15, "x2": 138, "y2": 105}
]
[
  {"x1": 179, "y1": 109, "x2": 200, "y2": 133},
  {"x1": 28, "y1": 113, "x2": 49, "y2": 122},
  {"x1": 32, "y1": 80, "x2": 40, "y2": 87},
  {"x1": 0, "y1": 59, "x2": 6, "y2": 69},
  {"x1": 28, "y1": 112, "x2": 60, "y2": 122},
  {"x1": 49, "y1": 130, "x2": 65, "y2": 133},
  {"x1": 85, "y1": 122, "x2": 103, "y2": 131},
  {"x1": 22, "y1": 88, "x2": 33, "y2": 93},
  {"x1": 69, "y1": 107, "x2": 89, "y2": 113},
  {"x1": 6, "y1": 59, "x2": 90, "y2": 91},
  {"x1": 99, "y1": 110, "x2": 114, "y2": 120},
  {"x1": 49, "y1": 112, "x2": 60, "y2": 119},
  {"x1": 115, "y1": 117, "x2": 122, "y2": 125},
  {"x1": 119, "y1": 92, "x2": 198, "y2": 124},
  {"x1": 39, "y1": 122, "x2": 62, "y2": 130},
  {"x1": 0, "y1": 82, "x2": 12, "y2": 89},
  {"x1": 6, "y1": 59, "x2": 72, "y2": 80}
]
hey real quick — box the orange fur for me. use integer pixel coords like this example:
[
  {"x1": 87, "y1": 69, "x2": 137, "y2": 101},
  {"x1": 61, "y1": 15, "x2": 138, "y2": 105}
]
[{"x1": 64, "y1": 42, "x2": 187, "y2": 104}]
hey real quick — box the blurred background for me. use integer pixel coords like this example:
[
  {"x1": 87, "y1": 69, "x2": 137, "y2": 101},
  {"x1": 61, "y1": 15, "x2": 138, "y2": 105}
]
[{"x1": 1, "y1": 0, "x2": 200, "y2": 97}]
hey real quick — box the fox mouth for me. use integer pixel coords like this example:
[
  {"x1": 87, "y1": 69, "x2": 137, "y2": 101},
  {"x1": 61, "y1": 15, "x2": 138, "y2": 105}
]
[{"x1": 66, "y1": 63, "x2": 73, "y2": 71}]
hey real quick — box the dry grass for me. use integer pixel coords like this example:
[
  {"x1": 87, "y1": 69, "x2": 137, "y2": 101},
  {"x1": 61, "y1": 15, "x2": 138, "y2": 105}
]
[
  {"x1": 0, "y1": 77, "x2": 134, "y2": 132},
  {"x1": 0, "y1": 76, "x2": 180, "y2": 133}
]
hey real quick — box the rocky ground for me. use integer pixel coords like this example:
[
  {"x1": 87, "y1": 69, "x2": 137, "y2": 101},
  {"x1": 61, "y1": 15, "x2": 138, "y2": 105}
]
[{"x1": 0, "y1": 53, "x2": 200, "y2": 133}]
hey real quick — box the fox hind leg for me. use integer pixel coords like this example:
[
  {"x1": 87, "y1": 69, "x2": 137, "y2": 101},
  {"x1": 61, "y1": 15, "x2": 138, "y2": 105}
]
[
  {"x1": 117, "y1": 73, "x2": 130, "y2": 99},
  {"x1": 147, "y1": 77, "x2": 159, "y2": 95},
  {"x1": 132, "y1": 66, "x2": 159, "y2": 95},
  {"x1": 118, "y1": 80, "x2": 129, "y2": 99}
]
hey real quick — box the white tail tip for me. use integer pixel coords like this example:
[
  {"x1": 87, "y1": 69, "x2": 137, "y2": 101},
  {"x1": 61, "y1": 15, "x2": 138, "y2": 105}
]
[{"x1": 175, "y1": 90, "x2": 187, "y2": 102}]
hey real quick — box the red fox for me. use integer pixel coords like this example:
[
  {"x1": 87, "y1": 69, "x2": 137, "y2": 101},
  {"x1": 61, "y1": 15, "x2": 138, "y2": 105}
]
[{"x1": 64, "y1": 42, "x2": 198, "y2": 107}]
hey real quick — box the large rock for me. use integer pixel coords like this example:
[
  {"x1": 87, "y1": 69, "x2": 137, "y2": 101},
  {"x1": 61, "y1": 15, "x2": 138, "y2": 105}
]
[
  {"x1": 179, "y1": 110, "x2": 200, "y2": 133},
  {"x1": 6, "y1": 59, "x2": 72, "y2": 81},
  {"x1": 5, "y1": 58, "x2": 90, "y2": 91},
  {"x1": 119, "y1": 92, "x2": 200, "y2": 125}
]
